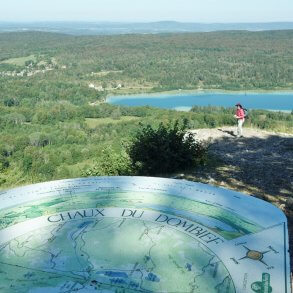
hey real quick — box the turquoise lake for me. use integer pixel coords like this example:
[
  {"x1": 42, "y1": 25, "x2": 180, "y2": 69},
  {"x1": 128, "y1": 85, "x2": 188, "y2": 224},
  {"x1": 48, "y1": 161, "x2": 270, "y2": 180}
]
[{"x1": 107, "y1": 92, "x2": 293, "y2": 111}]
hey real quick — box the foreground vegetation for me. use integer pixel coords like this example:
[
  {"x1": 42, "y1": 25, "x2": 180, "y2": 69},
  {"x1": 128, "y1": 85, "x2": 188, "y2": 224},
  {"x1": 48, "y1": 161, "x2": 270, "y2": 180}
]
[{"x1": 0, "y1": 101, "x2": 292, "y2": 189}]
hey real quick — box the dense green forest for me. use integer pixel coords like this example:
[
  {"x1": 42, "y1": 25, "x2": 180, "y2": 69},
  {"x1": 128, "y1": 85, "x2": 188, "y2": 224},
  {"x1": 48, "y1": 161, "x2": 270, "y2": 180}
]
[
  {"x1": 0, "y1": 31, "x2": 292, "y2": 188},
  {"x1": 1, "y1": 30, "x2": 293, "y2": 94}
]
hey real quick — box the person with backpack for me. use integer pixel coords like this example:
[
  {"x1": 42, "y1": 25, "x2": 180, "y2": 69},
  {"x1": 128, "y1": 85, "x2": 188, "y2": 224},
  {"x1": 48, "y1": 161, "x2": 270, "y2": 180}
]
[{"x1": 234, "y1": 103, "x2": 246, "y2": 137}]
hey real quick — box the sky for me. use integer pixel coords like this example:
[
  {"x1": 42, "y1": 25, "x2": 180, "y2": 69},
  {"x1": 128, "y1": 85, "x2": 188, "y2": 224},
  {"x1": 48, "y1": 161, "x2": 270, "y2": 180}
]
[{"x1": 0, "y1": 0, "x2": 293, "y2": 23}]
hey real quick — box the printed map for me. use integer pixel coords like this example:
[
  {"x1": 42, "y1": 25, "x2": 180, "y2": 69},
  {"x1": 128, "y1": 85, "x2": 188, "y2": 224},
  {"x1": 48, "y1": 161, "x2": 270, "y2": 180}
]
[{"x1": 0, "y1": 177, "x2": 290, "y2": 292}]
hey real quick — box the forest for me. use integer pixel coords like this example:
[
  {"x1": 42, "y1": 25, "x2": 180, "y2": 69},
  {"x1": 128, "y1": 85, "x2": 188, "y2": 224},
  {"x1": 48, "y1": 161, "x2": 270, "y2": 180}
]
[{"x1": 0, "y1": 31, "x2": 292, "y2": 188}]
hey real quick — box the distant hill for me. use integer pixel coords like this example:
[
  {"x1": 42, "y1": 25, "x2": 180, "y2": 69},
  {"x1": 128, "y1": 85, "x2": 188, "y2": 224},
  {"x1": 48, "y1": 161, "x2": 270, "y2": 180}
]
[{"x1": 1, "y1": 21, "x2": 293, "y2": 35}]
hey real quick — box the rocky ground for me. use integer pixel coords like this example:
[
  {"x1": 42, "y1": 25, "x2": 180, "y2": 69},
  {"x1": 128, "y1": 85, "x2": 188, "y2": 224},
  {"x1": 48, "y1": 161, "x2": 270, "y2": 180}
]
[{"x1": 176, "y1": 127, "x2": 293, "y2": 277}]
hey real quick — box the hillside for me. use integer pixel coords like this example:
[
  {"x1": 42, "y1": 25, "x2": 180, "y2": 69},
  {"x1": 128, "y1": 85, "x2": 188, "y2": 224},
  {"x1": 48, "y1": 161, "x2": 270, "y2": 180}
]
[{"x1": 0, "y1": 30, "x2": 293, "y2": 96}]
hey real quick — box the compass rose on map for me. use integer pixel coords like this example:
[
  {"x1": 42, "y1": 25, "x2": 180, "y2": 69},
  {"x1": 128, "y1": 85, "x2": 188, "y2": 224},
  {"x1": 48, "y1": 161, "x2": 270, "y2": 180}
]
[{"x1": 239, "y1": 246, "x2": 271, "y2": 266}]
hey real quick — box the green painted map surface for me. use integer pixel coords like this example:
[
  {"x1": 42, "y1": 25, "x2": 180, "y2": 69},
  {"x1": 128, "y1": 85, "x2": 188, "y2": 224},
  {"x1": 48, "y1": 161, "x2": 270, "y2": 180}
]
[
  {"x1": 0, "y1": 217, "x2": 235, "y2": 292},
  {"x1": 0, "y1": 177, "x2": 290, "y2": 292},
  {"x1": 0, "y1": 191, "x2": 262, "y2": 240}
]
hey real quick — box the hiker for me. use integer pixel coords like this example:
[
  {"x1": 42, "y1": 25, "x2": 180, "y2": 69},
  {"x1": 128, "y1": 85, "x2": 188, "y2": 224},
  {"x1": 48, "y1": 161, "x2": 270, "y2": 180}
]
[{"x1": 234, "y1": 103, "x2": 245, "y2": 137}]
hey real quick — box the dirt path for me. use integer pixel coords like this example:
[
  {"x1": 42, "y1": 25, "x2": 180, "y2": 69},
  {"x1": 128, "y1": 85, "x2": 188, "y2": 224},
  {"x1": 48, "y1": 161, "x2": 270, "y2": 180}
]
[{"x1": 180, "y1": 127, "x2": 293, "y2": 273}]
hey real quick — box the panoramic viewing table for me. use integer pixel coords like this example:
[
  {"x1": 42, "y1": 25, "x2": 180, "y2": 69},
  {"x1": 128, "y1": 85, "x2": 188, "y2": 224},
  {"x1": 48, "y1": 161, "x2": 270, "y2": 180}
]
[{"x1": 0, "y1": 177, "x2": 290, "y2": 292}]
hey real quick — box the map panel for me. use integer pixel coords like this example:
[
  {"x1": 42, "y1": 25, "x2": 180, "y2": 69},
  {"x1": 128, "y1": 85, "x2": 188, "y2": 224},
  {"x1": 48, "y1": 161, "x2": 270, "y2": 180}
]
[{"x1": 0, "y1": 176, "x2": 291, "y2": 292}]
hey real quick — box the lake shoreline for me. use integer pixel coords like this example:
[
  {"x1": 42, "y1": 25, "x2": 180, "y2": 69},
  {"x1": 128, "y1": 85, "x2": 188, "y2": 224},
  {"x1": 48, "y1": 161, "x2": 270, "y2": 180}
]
[{"x1": 106, "y1": 88, "x2": 293, "y2": 101}]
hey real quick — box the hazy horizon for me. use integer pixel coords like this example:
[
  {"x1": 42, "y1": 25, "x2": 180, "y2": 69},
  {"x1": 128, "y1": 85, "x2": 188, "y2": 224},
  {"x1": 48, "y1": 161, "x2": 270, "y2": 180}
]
[
  {"x1": 1, "y1": 0, "x2": 293, "y2": 23},
  {"x1": 1, "y1": 20, "x2": 293, "y2": 24}
]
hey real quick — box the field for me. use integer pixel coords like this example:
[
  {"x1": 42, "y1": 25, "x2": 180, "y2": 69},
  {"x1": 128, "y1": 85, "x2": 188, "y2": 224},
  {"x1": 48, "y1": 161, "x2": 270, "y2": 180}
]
[
  {"x1": 0, "y1": 54, "x2": 36, "y2": 66},
  {"x1": 85, "y1": 116, "x2": 139, "y2": 128}
]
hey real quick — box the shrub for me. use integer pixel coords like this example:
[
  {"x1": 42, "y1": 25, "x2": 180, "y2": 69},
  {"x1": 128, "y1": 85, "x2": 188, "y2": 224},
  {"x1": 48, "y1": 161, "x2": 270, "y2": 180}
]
[
  {"x1": 83, "y1": 147, "x2": 132, "y2": 176},
  {"x1": 127, "y1": 120, "x2": 207, "y2": 175}
]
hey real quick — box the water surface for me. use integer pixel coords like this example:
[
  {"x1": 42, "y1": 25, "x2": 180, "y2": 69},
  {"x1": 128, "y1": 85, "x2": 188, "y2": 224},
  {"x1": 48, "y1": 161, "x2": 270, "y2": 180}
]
[{"x1": 108, "y1": 92, "x2": 293, "y2": 111}]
